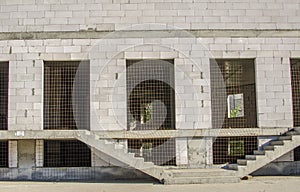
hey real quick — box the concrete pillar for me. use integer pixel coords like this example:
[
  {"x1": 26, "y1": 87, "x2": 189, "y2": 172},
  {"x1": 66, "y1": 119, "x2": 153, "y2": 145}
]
[
  {"x1": 187, "y1": 137, "x2": 213, "y2": 168},
  {"x1": 18, "y1": 140, "x2": 35, "y2": 168},
  {"x1": 206, "y1": 137, "x2": 213, "y2": 166},
  {"x1": 187, "y1": 138, "x2": 205, "y2": 168},
  {"x1": 8, "y1": 140, "x2": 18, "y2": 168},
  {"x1": 35, "y1": 140, "x2": 43, "y2": 167},
  {"x1": 175, "y1": 138, "x2": 188, "y2": 166}
]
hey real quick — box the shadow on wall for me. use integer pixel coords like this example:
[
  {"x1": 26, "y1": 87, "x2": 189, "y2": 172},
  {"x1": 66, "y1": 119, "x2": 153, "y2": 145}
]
[
  {"x1": 0, "y1": 167, "x2": 158, "y2": 183},
  {"x1": 252, "y1": 161, "x2": 300, "y2": 176}
]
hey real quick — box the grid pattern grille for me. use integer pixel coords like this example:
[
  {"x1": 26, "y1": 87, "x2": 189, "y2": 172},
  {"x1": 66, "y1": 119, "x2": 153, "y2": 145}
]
[
  {"x1": 44, "y1": 140, "x2": 91, "y2": 167},
  {"x1": 290, "y1": 59, "x2": 300, "y2": 126},
  {"x1": 290, "y1": 59, "x2": 300, "y2": 161},
  {"x1": 210, "y1": 59, "x2": 257, "y2": 128},
  {"x1": 0, "y1": 141, "x2": 8, "y2": 167},
  {"x1": 126, "y1": 60, "x2": 176, "y2": 166},
  {"x1": 44, "y1": 61, "x2": 90, "y2": 130},
  {"x1": 126, "y1": 60, "x2": 175, "y2": 131},
  {"x1": 0, "y1": 62, "x2": 8, "y2": 130},
  {"x1": 213, "y1": 136, "x2": 258, "y2": 164},
  {"x1": 294, "y1": 146, "x2": 300, "y2": 161}
]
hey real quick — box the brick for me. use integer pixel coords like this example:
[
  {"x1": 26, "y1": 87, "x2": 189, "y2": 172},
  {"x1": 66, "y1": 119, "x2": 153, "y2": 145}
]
[
  {"x1": 27, "y1": 11, "x2": 44, "y2": 18},
  {"x1": 45, "y1": 46, "x2": 64, "y2": 53},
  {"x1": 63, "y1": 46, "x2": 81, "y2": 53},
  {"x1": 12, "y1": 47, "x2": 28, "y2": 53}
]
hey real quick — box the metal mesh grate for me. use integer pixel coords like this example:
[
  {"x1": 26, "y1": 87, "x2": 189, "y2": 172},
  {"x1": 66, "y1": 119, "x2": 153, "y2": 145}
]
[
  {"x1": 44, "y1": 61, "x2": 90, "y2": 130},
  {"x1": 0, "y1": 141, "x2": 8, "y2": 167},
  {"x1": 294, "y1": 146, "x2": 300, "y2": 161},
  {"x1": 0, "y1": 62, "x2": 8, "y2": 130},
  {"x1": 126, "y1": 60, "x2": 176, "y2": 165},
  {"x1": 290, "y1": 59, "x2": 300, "y2": 127},
  {"x1": 213, "y1": 136, "x2": 258, "y2": 164},
  {"x1": 126, "y1": 60, "x2": 175, "y2": 131},
  {"x1": 128, "y1": 138, "x2": 176, "y2": 166},
  {"x1": 290, "y1": 59, "x2": 300, "y2": 161},
  {"x1": 210, "y1": 59, "x2": 257, "y2": 128},
  {"x1": 44, "y1": 140, "x2": 91, "y2": 167}
]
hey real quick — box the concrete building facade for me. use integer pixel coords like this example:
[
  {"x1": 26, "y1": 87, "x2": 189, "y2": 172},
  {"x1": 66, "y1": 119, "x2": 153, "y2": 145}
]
[{"x1": 0, "y1": 0, "x2": 300, "y2": 183}]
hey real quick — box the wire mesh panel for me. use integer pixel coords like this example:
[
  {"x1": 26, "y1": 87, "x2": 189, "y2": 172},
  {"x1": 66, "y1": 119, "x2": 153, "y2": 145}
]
[
  {"x1": 126, "y1": 60, "x2": 175, "y2": 131},
  {"x1": 213, "y1": 136, "x2": 258, "y2": 164},
  {"x1": 294, "y1": 146, "x2": 300, "y2": 161},
  {"x1": 0, "y1": 141, "x2": 8, "y2": 167},
  {"x1": 126, "y1": 60, "x2": 176, "y2": 165},
  {"x1": 44, "y1": 140, "x2": 91, "y2": 167},
  {"x1": 290, "y1": 59, "x2": 300, "y2": 161},
  {"x1": 0, "y1": 62, "x2": 8, "y2": 130},
  {"x1": 290, "y1": 59, "x2": 300, "y2": 127},
  {"x1": 44, "y1": 61, "x2": 90, "y2": 130},
  {"x1": 210, "y1": 59, "x2": 257, "y2": 128}
]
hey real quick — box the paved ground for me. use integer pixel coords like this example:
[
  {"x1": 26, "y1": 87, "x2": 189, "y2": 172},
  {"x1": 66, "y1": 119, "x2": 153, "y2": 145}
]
[{"x1": 0, "y1": 176, "x2": 300, "y2": 192}]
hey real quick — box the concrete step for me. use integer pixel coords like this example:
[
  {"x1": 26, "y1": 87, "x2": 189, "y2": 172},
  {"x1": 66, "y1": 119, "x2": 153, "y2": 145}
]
[
  {"x1": 126, "y1": 152, "x2": 135, "y2": 159},
  {"x1": 270, "y1": 140, "x2": 284, "y2": 146},
  {"x1": 165, "y1": 176, "x2": 240, "y2": 185},
  {"x1": 278, "y1": 136, "x2": 292, "y2": 141},
  {"x1": 245, "y1": 155, "x2": 256, "y2": 160},
  {"x1": 294, "y1": 127, "x2": 300, "y2": 132},
  {"x1": 104, "y1": 139, "x2": 115, "y2": 145},
  {"x1": 286, "y1": 131, "x2": 300, "y2": 136},
  {"x1": 115, "y1": 143, "x2": 125, "y2": 150},
  {"x1": 263, "y1": 145, "x2": 275, "y2": 150},
  {"x1": 168, "y1": 169, "x2": 237, "y2": 178},
  {"x1": 143, "y1": 161, "x2": 155, "y2": 167},
  {"x1": 237, "y1": 159, "x2": 247, "y2": 166},
  {"x1": 253, "y1": 150, "x2": 265, "y2": 155},
  {"x1": 227, "y1": 164, "x2": 238, "y2": 170}
]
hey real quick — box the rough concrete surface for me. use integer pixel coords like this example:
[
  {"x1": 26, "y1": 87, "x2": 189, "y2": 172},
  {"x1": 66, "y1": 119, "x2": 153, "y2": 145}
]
[{"x1": 1, "y1": 177, "x2": 300, "y2": 192}]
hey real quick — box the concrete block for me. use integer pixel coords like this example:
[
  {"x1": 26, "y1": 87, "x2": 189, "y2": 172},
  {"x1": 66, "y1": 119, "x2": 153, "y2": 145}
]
[
  {"x1": 103, "y1": 4, "x2": 121, "y2": 11},
  {"x1": 63, "y1": 46, "x2": 81, "y2": 53},
  {"x1": 210, "y1": 44, "x2": 226, "y2": 51},
  {"x1": 17, "y1": 117, "x2": 34, "y2": 125},
  {"x1": 176, "y1": 138, "x2": 188, "y2": 165},
  {"x1": 8, "y1": 141, "x2": 18, "y2": 168},
  {"x1": 12, "y1": 47, "x2": 28, "y2": 53},
  {"x1": 17, "y1": 74, "x2": 34, "y2": 81},
  {"x1": 50, "y1": 18, "x2": 68, "y2": 25},
  {"x1": 35, "y1": 140, "x2": 43, "y2": 167},
  {"x1": 45, "y1": 46, "x2": 64, "y2": 53}
]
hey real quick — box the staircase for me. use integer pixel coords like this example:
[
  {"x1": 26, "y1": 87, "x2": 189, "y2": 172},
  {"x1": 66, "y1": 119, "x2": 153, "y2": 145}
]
[
  {"x1": 74, "y1": 130, "x2": 241, "y2": 184},
  {"x1": 72, "y1": 128, "x2": 300, "y2": 184},
  {"x1": 163, "y1": 168, "x2": 240, "y2": 184},
  {"x1": 74, "y1": 130, "x2": 165, "y2": 182},
  {"x1": 227, "y1": 128, "x2": 300, "y2": 177}
]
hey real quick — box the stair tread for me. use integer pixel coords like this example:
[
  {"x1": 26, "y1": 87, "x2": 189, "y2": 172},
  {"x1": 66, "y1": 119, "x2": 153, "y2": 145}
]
[
  {"x1": 278, "y1": 136, "x2": 292, "y2": 140},
  {"x1": 172, "y1": 175, "x2": 238, "y2": 178},
  {"x1": 169, "y1": 169, "x2": 237, "y2": 177},
  {"x1": 166, "y1": 168, "x2": 236, "y2": 173},
  {"x1": 166, "y1": 176, "x2": 240, "y2": 184}
]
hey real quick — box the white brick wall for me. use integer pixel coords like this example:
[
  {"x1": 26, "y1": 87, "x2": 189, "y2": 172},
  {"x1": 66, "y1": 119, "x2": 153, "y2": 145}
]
[
  {"x1": 3, "y1": 36, "x2": 299, "y2": 130},
  {"x1": 0, "y1": 0, "x2": 299, "y2": 32}
]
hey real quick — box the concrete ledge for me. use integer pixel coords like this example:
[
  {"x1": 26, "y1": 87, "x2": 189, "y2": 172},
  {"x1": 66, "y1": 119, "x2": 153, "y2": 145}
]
[
  {"x1": 0, "y1": 127, "x2": 290, "y2": 140},
  {"x1": 0, "y1": 30, "x2": 300, "y2": 40}
]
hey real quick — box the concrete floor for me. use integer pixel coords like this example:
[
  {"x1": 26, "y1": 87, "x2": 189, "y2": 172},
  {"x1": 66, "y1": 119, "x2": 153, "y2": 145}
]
[{"x1": 0, "y1": 177, "x2": 300, "y2": 192}]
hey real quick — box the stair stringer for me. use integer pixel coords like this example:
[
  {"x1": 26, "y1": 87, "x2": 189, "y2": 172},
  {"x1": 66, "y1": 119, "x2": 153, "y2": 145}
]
[
  {"x1": 237, "y1": 135, "x2": 300, "y2": 177},
  {"x1": 74, "y1": 130, "x2": 166, "y2": 181}
]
